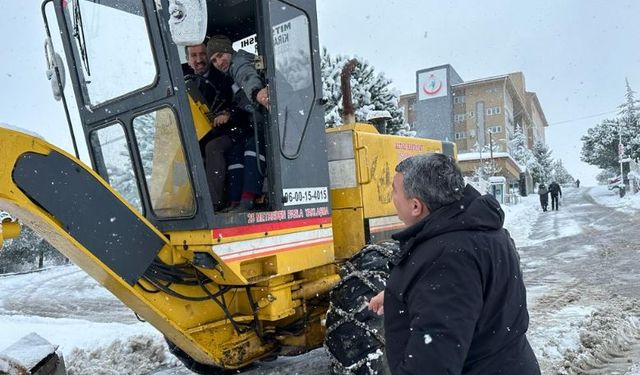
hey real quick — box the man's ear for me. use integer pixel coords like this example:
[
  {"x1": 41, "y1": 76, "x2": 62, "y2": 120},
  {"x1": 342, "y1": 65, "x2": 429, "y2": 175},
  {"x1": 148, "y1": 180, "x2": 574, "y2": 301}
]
[{"x1": 411, "y1": 198, "x2": 429, "y2": 218}]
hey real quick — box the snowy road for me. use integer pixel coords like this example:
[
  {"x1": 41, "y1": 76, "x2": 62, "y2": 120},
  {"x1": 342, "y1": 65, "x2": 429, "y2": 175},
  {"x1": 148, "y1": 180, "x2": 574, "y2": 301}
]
[
  {"x1": 1, "y1": 186, "x2": 640, "y2": 374},
  {"x1": 521, "y1": 187, "x2": 640, "y2": 374}
]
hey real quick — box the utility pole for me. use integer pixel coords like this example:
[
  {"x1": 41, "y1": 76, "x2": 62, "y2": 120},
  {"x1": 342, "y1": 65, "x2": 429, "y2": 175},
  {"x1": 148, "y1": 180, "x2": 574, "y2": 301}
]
[{"x1": 618, "y1": 121, "x2": 626, "y2": 197}]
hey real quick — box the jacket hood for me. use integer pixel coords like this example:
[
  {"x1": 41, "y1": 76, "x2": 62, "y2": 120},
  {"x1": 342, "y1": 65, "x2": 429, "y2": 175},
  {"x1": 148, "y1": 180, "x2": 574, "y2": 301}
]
[{"x1": 391, "y1": 184, "x2": 504, "y2": 264}]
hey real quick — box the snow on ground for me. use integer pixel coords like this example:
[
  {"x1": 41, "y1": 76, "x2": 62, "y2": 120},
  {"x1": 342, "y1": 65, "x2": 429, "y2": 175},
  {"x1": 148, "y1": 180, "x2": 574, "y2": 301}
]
[
  {"x1": 0, "y1": 313, "x2": 159, "y2": 355},
  {"x1": 589, "y1": 184, "x2": 640, "y2": 213},
  {"x1": 0, "y1": 266, "x2": 173, "y2": 374},
  {"x1": 502, "y1": 192, "x2": 542, "y2": 247},
  {"x1": 517, "y1": 186, "x2": 640, "y2": 374}
]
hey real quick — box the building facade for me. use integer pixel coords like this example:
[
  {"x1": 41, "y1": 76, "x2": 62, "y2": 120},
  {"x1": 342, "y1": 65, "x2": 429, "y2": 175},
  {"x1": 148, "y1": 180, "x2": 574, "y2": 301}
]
[{"x1": 398, "y1": 67, "x2": 549, "y2": 195}]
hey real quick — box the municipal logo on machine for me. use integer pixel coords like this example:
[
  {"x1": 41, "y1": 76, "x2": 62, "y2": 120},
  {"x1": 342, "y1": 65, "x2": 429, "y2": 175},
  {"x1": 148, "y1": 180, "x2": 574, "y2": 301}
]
[{"x1": 418, "y1": 68, "x2": 448, "y2": 100}]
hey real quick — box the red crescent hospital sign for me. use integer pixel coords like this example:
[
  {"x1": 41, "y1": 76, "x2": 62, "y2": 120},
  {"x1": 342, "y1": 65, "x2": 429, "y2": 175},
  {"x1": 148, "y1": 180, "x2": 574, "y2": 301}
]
[{"x1": 418, "y1": 68, "x2": 448, "y2": 100}]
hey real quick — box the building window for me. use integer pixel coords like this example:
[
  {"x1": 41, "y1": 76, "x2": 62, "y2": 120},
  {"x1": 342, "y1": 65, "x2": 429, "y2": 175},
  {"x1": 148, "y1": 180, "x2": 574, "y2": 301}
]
[
  {"x1": 454, "y1": 95, "x2": 466, "y2": 104},
  {"x1": 486, "y1": 107, "x2": 502, "y2": 116},
  {"x1": 455, "y1": 132, "x2": 467, "y2": 139},
  {"x1": 488, "y1": 126, "x2": 502, "y2": 133},
  {"x1": 468, "y1": 111, "x2": 475, "y2": 118},
  {"x1": 454, "y1": 113, "x2": 467, "y2": 122}
]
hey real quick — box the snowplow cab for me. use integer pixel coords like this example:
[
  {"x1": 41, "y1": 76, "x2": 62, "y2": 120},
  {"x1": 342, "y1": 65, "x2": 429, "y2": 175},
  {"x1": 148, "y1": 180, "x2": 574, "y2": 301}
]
[{"x1": 46, "y1": 0, "x2": 329, "y2": 232}]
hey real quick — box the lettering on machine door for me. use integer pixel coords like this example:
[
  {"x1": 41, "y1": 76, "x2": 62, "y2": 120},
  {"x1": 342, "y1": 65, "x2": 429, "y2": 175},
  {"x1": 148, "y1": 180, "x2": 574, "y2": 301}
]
[{"x1": 283, "y1": 187, "x2": 328, "y2": 206}]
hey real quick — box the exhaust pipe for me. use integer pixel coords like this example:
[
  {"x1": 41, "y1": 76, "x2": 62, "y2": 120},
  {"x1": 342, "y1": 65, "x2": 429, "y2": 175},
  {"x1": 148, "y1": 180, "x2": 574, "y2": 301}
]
[{"x1": 340, "y1": 59, "x2": 358, "y2": 125}]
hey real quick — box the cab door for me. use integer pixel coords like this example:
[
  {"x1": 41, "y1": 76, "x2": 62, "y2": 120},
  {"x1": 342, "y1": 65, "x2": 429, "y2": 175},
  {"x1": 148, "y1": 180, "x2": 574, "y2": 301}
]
[
  {"x1": 52, "y1": 0, "x2": 213, "y2": 231},
  {"x1": 258, "y1": 0, "x2": 331, "y2": 212}
]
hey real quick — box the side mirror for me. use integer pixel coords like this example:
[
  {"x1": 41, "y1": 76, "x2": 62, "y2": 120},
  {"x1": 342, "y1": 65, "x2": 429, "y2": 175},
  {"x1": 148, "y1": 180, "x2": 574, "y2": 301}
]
[
  {"x1": 167, "y1": 0, "x2": 208, "y2": 46},
  {"x1": 44, "y1": 38, "x2": 66, "y2": 101}
]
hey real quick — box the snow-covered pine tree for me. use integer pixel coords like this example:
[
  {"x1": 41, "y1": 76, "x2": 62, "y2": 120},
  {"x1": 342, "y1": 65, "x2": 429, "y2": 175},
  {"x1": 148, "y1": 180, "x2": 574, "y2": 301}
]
[
  {"x1": 0, "y1": 223, "x2": 66, "y2": 273},
  {"x1": 508, "y1": 125, "x2": 541, "y2": 178},
  {"x1": 321, "y1": 48, "x2": 406, "y2": 135},
  {"x1": 581, "y1": 79, "x2": 640, "y2": 170},
  {"x1": 581, "y1": 119, "x2": 621, "y2": 171},
  {"x1": 473, "y1": 159, "x2": 502, "y2": 178},
  {"x1": 532, "y1": 140, "x2": 553, "y2": 183},
  {"x1": 617, "y1": 78, "x2": 640, "y2": 161},
  {"x1": 550, "y1": 159, "x2": 574, "y2": 184}
]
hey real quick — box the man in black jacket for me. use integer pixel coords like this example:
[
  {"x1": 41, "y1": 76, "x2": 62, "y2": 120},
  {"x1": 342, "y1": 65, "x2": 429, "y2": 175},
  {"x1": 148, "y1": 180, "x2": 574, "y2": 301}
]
[
  {"x1": 548, "y1": 181, "x2": 562, "y2": 211},
  {"x1": 368, "y1": 153, "x2": 540, "y2": 374}
]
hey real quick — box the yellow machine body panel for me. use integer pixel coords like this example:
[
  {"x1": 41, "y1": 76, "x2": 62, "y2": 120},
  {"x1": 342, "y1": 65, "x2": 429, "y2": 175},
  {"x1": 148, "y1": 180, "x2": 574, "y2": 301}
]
[
  {"x1": 355, "y1": 126, "x2": 450, "y2": 218},
  {"x1": 0, "y1": 127, "x2": 339, "y2": 368},
  {"x1": 326, "y1": 123, "x2": 456, "y2": 259}
]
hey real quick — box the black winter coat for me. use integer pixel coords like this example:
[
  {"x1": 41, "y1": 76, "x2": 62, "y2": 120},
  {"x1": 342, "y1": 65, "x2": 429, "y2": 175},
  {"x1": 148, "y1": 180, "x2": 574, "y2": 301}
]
[
  {"x1": 385, "y1": 185, "x2": 540, "y2": 375},
  {"x1": 229, "y1": 50, "x2": 265, "y2": 112},
  {"x1": 548, "y1": 182, "x2": 562, "y2": 197}
]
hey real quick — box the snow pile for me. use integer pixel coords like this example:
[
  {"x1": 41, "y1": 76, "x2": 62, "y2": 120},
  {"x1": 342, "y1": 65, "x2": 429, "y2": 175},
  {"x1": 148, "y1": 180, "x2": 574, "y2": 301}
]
[
  {"x1": 66, "y1": 335, "x2": 175, "y2": 375},
  {"x1": 589, "y1": 185, "x2": 640, "y2": 213},
  {"x1": 502, "y1": 192, "x2": 542, "y2": 247},
  {"x1": 555, "y1": 297, "x2": 640, "y2": 374},
  {"x1": 0, "y1": 266, "x2": 168, "y2": 373}
]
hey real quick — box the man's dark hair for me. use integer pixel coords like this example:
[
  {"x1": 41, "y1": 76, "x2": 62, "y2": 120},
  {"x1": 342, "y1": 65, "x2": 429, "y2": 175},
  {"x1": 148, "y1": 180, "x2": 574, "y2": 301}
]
[
  {"x1": 395, "y1": 153, "x2": 465, "y2": 212},
  {"x1": 184, "y1": 40, "x2": 209, "y2": 59}
]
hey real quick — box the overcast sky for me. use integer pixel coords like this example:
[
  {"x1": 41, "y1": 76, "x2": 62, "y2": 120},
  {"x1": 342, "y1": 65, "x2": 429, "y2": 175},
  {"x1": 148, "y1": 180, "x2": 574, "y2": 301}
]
[{"x1": 2, "y1": 0, "x2": 639, "y2": 185}]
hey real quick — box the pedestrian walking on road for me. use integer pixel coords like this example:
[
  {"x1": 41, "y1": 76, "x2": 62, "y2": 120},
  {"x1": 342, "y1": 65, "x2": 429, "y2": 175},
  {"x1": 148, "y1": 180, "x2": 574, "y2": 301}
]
[
  {"x1": 548, "y1": 181, "x2": 562, "y2": 211},
  {"x1": 538, "y1": 183, "x2": 549, "y2": 212},
  {"x1": 368, "y1": 153, "x2": 540, "y2": 375},
  {"x1": 575, "y1": 179, "x2": 580, "y2": 188}
]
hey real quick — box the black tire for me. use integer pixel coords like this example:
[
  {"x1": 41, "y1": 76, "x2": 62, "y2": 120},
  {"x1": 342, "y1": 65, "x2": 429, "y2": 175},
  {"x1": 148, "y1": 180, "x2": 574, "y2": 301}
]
[
  {"x1": 324, "y1": 242, "x2": 397, "y2": 375},
  {"x1": 165, "y1": 338, "x2": 226, "y2": 375}
]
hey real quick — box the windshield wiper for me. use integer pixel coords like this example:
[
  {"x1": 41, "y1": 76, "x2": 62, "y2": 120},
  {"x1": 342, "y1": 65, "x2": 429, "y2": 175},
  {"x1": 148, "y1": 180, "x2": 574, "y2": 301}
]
[{"x1": 72, "y1": 0, "x2": 91, "y2": 76}]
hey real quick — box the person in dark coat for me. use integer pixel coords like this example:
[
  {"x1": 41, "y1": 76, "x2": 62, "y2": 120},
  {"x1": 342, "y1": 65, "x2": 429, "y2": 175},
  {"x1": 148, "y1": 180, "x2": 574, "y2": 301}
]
[
  {"x1": 538, "y1": 183, "x2": 549, "y2": 212},
  {"x1": 575, "y1": 179, "x2": 580, "y2": 188},
  {"x1": 208, "y1": 35, "x2": 269, "y2": 211},
  {"x1": 368, "y1": 153, "x2": 540, "y2": 375},
  {"x1": 184, "y1": 43, "x2": 250, "y2": 211},
  {"x1": 548, "y1": 181, "x2": 562, "y2": 211}
]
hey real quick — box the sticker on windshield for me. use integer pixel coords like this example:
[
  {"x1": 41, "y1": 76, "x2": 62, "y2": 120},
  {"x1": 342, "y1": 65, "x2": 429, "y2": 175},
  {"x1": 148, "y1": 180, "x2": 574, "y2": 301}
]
[{"x1": 283, "y1": 187, "x2": 328, "y2": 206}]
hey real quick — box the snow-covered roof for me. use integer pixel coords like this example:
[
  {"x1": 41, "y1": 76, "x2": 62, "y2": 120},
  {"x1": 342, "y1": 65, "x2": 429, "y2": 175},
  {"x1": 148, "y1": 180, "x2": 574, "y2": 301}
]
[
  {"x1": 451, "y1": 74, "x2": 510, "y2": 87},
  {"x1": 457, "y1": 151, "x2": 513, "y2": 161}
]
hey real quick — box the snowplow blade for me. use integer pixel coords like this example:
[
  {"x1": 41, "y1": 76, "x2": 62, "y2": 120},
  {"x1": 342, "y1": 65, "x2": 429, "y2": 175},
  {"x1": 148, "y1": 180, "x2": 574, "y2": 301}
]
[
  {"x1": 0, "y1": 127, "x2": 208, "y2": 365},
  {"x1": 0, "y1": 332, "x2": 67, "y2": 375}
]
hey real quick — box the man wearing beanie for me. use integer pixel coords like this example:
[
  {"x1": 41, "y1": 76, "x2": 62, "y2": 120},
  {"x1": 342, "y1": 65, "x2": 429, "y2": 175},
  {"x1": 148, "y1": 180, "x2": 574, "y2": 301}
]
[
  {"x1": 207, "y1": 35, "x2": 269, "y2": 211},
  {"x1": 207, "y1": 35, "x2": 269, "y2": 110}
]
